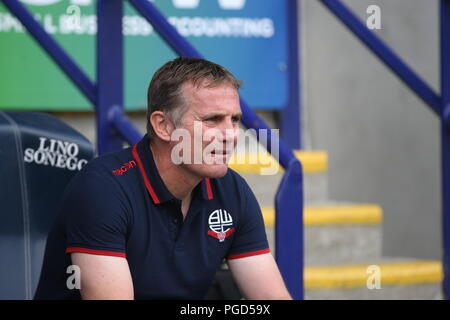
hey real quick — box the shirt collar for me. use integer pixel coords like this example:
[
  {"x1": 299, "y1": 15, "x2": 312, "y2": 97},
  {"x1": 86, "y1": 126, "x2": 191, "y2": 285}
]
[{"x1": 132, "y1": 134, "x2": 214, "y2": 204}]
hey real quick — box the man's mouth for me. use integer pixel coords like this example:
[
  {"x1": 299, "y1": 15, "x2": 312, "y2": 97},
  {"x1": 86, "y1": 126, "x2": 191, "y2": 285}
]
[{"x1": 211, "y1": 150, "x2": 232, "y2": 155}]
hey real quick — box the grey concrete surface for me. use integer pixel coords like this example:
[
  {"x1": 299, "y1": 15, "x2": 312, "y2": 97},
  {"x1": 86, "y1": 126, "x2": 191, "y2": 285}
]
[
  {"x1": 301, "y1": 0, "x2": 441, "y2": 260},
  {"x1": 240, "y1": 171, "x2": 328, "y2": 207},
  {"x1": 266, "y1": 225, "x2": 381, "y2": 266},
  {"x1": 305, "y1": 283, "x2": 443, "y2": 300}
]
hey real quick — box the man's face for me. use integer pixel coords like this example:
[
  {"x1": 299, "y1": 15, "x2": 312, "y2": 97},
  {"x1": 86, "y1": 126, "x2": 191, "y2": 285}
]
[{"x1": 171, "y1": 81, "x2": 241, "y2": 179}]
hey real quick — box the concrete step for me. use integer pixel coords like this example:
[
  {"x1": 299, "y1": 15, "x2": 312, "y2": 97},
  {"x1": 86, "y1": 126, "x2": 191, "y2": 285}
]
[
  {"x1": 304, "y1": 260, "x2": 443, "y2": 299},
  {"x1": 232, "y1": 131, "x2": 329, "y2": 204},
  {"x1": 241, "y1": 170, "x2": 328, "y2": 206},
  {"x1": 228, "y1": 150, "x2": 328, "y2": 175},
  {"x1": 264, "y1": 203, "x2": 383, "y2": 265}
]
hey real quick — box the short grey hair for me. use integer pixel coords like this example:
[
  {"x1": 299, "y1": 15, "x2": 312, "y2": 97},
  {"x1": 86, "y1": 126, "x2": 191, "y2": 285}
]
[{"x1": 146, "y1": 57, "x2": 242, "y2": 140}]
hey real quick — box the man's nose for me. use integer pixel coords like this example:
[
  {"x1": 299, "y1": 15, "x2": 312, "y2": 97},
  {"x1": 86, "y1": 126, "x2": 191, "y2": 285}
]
[{"x1": 220, "y1": 122, "x2": 238, "y2": 146}]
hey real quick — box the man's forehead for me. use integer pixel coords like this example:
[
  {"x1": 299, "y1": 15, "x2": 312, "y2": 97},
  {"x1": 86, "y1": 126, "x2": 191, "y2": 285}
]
[
  {"x1": 182, "y1": 80, "x2": 238, "y2": 98},
  {"x1": 181, "y1": 81, "x2": 240, "y2": 112}
]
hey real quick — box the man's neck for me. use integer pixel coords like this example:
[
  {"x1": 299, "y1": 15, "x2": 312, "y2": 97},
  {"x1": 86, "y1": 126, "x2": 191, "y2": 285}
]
[{"x1": 149, "y1": 140, "x2": 201, "y2": 206}]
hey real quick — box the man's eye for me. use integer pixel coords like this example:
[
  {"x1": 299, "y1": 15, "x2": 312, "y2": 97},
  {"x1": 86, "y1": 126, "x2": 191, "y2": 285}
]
[
  {"x1": 232, "y1": 116, "x2": 241, "y2": 123},
  {"x1": 205, "y1": 116, "x2": 220, "y2": 122}
]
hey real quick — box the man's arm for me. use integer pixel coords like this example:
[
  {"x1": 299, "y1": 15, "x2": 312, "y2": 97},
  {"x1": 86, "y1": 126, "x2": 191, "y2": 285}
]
[
  {"x1": 71, "y1": 253, "x2": 134, "y2": 300},
  {"x1": 228, "y1": 253, "x2": 292, "y2": 300}
]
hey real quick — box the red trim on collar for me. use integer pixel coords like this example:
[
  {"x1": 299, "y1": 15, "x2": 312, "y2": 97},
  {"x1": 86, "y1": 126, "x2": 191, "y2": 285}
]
[
  {"x1": 205, "y1": 178, "x2": 213, "y2": 200},
  {"x1": 132, "y1": 143, "x2": 160, "y2": 204}
]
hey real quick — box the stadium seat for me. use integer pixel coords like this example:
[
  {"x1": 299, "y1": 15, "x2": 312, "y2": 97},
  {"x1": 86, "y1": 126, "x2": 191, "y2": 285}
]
[{"x1": 0, "y1": 111, "x2": 94, "y2": 299}]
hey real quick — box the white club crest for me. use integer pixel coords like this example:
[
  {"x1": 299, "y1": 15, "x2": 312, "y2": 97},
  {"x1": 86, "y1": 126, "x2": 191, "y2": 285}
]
[{"x1": 208, "y1": 209, "x2": 234, "y2": 242}]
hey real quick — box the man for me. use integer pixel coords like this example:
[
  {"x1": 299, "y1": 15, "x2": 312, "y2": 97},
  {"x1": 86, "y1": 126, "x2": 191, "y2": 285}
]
[{"x1": 34, "y1": 57, "x2": 291, "y2": 300}]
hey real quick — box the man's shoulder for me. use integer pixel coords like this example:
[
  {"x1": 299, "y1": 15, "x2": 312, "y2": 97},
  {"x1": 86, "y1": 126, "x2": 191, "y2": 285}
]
[
  {"x1": 66, "y1": 146, "x2": 135, "y2": 194},
  {"x1": 80, "y1": 146, "x2": 134, "y2": 177},
  {"x1": 57, "y1": 146, "x2": 138, "y2": 222},
  {"x1": 214, "y1": 167, "x2": 253, "y2": 197}
]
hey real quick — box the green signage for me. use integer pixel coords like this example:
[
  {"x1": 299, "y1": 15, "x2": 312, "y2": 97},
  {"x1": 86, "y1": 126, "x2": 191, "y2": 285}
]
[{"x1": 0, "y1": 0, "x2": 289, "y2": 111}]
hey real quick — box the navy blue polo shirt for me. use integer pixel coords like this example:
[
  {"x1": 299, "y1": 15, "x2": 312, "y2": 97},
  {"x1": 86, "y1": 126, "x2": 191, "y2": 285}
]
[{"x1": 34, "y1": 134, "x2": 270, "y2": 300}]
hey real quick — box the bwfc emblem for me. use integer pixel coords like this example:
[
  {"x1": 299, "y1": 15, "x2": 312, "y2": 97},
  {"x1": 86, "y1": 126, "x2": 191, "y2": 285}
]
[{"x1": 207, "y1": 209, "x2": 235, "y2": 242}]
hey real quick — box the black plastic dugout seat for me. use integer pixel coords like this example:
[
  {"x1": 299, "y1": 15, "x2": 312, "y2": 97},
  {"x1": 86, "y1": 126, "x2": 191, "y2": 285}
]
[{"x1": 0, "y1": 111, "x2": 94, "y2": 299}]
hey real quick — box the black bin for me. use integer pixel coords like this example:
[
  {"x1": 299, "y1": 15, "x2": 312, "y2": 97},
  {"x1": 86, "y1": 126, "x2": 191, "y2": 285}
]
[{"x1": 0, "y1": 111, "x2": 94, "y2": 299}]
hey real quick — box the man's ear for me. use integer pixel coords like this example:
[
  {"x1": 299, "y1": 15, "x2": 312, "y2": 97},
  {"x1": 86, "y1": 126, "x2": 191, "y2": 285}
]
[{"x1": 149, "y1": 111, "x2": 175, "y2": 142}]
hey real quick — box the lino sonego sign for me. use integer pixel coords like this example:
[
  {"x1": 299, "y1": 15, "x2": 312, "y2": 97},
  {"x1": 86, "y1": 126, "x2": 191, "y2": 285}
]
[{"x1": 23, "y1": 136, "x2": 89, "y2": 171}]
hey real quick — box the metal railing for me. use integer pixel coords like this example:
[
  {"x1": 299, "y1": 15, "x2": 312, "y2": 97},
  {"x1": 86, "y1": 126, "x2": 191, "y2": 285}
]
[
  {"x1": 1, "y1": 0, "x2": 304, "y2": 299},
  {"x1": 318, "y1": 0, "x2": 450, "y2": 299}
]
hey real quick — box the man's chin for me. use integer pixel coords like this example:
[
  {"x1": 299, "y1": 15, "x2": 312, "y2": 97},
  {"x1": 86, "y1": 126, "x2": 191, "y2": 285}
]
[
  {"x1": 182, "y1": 162, "x2": 230, "y2": 179},
  {"x1": 204, "y1": 163, "x2": 229, "y2": 178}
]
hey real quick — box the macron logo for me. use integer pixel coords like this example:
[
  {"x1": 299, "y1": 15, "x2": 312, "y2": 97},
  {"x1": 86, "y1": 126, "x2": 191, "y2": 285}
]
[
  {"x1": 172, "y1": 0, "x2": 246, "y2": 10},
  {"x1": 112, "y1": 160, "x2": 137, "y2": 176}
]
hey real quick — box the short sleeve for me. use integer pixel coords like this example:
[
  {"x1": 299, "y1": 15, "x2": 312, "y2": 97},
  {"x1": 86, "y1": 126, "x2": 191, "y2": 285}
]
[
  {"x1": 63, "y1": 168, "x2": 130, "y2": 258},
  {"x1": 226, "y1": 177, "x2": 270, "y2": 260}
]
